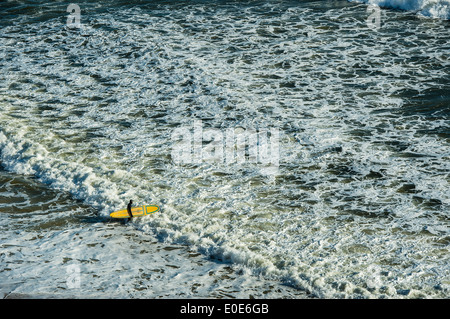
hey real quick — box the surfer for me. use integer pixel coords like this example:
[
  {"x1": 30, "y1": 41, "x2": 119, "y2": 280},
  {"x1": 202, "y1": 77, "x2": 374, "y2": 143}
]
[{"x1": 127, "y1": 200, "x2": 133, "y2": 220}]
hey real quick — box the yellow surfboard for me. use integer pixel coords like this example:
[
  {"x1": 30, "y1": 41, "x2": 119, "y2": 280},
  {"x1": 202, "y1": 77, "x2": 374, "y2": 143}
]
[{"x1": 110, "y1": 205, "x2": 159, "y2": 219}]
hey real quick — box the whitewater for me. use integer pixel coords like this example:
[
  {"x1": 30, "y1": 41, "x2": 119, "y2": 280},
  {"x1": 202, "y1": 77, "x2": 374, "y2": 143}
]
[
  {"x1": 350, "y1": 0, "x2": 450, "y2": 20},
  {"x1": 0, "y1": 0, "x2": 449, "y2": 298}
]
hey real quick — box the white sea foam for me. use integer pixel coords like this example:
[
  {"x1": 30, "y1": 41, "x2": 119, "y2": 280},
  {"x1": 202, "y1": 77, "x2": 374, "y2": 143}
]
[
  {"x1": 349, "y1": 0, "x2": 450, "y2": 19},
  {"x1": 1, "y1": 1, "x2": 449, "y2": 298}
]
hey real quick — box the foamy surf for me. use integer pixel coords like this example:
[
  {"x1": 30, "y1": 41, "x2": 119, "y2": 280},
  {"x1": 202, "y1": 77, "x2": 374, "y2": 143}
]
[
  {"x1": 0, "y1": 168, "x2": 308, "y2": 299},
  {"x1": 1, "y1": 0, "x2": 449, "y2": 298},
  {"x1": 349, "y1": 0, "x2": 450, "y2": 19}
]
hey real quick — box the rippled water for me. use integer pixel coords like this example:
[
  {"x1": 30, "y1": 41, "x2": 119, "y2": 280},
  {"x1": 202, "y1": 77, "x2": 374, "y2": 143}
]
[{"x1": 1, "y1": 0, "x2": 449, "y2": 298}]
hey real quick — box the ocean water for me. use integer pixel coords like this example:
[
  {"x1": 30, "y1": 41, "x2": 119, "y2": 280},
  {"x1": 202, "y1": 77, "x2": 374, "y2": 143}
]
[
  {"x1": 350, "y1": 0, "x2": 450, "y2": 20},
  {"x1": 0, "y1": 0, "x2": 449, "y2": 298}
]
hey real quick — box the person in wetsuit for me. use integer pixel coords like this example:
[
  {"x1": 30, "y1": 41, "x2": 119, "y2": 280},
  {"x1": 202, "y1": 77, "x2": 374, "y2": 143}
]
[{"x1": 127, "y1": 200, "x2": 133, "y2": 221}]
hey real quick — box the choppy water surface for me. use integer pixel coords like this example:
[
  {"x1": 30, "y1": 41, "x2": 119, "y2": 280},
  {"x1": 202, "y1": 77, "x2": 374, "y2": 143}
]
[{"x1": 0, "y1": 0, "x2": 449, "y2": 298}]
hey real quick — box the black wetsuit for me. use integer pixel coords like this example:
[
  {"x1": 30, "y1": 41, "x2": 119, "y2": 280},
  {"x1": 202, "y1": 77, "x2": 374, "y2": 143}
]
[{"x1": 127, "y1": 201, "x2": 133, "y2": 219}]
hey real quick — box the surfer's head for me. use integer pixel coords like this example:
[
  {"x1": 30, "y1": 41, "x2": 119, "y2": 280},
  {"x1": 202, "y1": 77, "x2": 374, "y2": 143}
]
[{"x1": 129, "y1": 200, "x2": 133, "y2": 204}]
